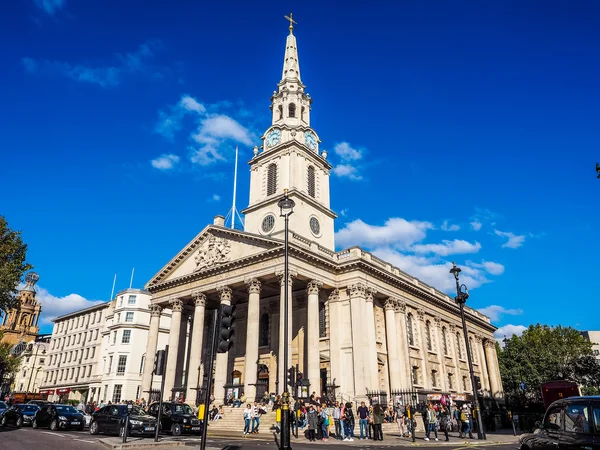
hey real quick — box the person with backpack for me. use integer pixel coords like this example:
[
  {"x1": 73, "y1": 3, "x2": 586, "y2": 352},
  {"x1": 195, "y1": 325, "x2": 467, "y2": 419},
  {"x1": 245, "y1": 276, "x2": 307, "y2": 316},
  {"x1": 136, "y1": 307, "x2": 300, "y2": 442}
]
[{"x1": 461, "y1": 404, "x2": 474, "y2": 439}]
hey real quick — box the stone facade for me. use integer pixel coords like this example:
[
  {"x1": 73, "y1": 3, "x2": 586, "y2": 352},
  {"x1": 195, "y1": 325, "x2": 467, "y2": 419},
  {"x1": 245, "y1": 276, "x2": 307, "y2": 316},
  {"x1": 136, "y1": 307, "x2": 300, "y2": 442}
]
[
  {"x1": 141, "y1": 24, "x2": 503, "y2": 406},
  {"x1": 0, "y1": 272, "x2": 42, "y2": 346}
]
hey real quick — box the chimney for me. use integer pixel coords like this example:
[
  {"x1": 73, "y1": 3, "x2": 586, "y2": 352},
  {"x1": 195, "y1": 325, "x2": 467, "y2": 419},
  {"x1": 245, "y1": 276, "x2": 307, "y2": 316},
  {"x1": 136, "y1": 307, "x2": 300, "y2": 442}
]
[{"x1": 213, "y1": 215, "x2": 225, "y2": 227}]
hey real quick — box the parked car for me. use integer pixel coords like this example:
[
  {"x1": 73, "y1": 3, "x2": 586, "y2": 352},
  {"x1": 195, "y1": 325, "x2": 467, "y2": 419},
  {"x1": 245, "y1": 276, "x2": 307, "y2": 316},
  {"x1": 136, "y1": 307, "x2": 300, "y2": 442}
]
[
  {"x1": 147, "y1": 402, "x2": 202, "y2": 436},
  {"x1": 0, "y1": 404, "x2": 40, "y2": 427},
  {"x1": 82, "y1": 411, "x2": 92, "y2": 428},
  {"x1": 0, "y1": 401, "x2": 8, "y2": 415},
  {"x1": 519, "y1": 396, "x2": 600, "y2": 450},
  {"x1": 32, "y1": 404, "x2": 85, "y2": 431},
  {"x1": 27, "y1": 400, "x2": 50, "y2": 408},
  {"x1": 89, "y1": 404, "x2": 156, "y2": 437}
]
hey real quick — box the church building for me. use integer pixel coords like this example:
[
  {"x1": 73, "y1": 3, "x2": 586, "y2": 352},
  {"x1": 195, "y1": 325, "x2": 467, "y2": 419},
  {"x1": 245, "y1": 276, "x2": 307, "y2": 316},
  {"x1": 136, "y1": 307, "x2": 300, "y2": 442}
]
[
  {"x1": 0, "y1": 272, "x2": 42, "y2": 346},
  {"x1": 141, "y1": 21, "x2": 502, "y2": 406}
]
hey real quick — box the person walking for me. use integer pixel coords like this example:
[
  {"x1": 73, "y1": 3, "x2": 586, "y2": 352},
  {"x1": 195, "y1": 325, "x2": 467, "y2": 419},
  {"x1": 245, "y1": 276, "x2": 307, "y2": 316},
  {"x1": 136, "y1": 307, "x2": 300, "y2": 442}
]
[
  {"x1": 251, "y1": 401, "x2": 260, "y2": 434},
  {"x1": 307, "y1": 405, "x2": 318, "y2": 442},
  {"x1": 406, "y1": 404, "x2": 416, "y2": 442},
  {"x1": 243, "y1": 404, "x2": 252, "y2": 435},
  {"x1": 422, "y1": 403, "x2": 430, "y2": 441},
  {"x1": 396, "y1": 403, "x2": 407, "y2": 437},
  {"x1": 461, "y1": 404, "x2": 474, "y2": 439},
  {"x1": 372, "y1": 403, "x2": 385, "y2": 441},
  {"x1": 439, "y1": 404, "x2": 450, "y2": 441},
  {"x1": 332, "y1": 401, "x2": 344, "y2": 440},
  {"x1": 368, "y1": 404, "x2": 374, "y2": 439},
  {"x1": 426, "y1": 403, "x2": 439, "y2": 441},
  {"x1": 344, "y1": 402, "x2": 355, "y2": 441},
  {"x1": 357, "y1": 401, "x2": 370, "y2": 439}
]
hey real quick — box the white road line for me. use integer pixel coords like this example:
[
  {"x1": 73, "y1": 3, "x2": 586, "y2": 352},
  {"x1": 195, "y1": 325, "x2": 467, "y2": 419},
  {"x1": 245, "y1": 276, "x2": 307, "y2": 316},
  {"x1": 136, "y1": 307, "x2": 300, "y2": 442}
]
[
  {"x1": 73, "y1": 439, "x2": 96, "y2": 443},
  {"x1": 40, "y1": 431, "x2": 67, "y2": 437}
]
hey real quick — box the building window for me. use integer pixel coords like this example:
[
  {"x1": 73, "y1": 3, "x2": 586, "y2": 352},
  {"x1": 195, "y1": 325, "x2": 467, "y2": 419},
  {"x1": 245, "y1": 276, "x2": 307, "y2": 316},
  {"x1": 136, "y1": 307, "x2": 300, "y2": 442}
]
[
  {"x1": 116, "y1": 313, "x2": 120, "y2": 323},
  {"x1": 307, "y1": 166, "x2": 315, "y2": 198},
  {"x1": 112, "y1": 331, "x2": 117, "y2": 345},
  {"x1": 412, "y1": 366, "x2": 419, "y2": 385},
  {"x1": 431, "y1": 370, "x2": 438, "y2": 387},
  {"x1": 288, "y1": 103, "x2": 296, "y2": 118},
  {"x1": 128, "y1": 295, "x2": 137, "y2": 305},
  {"x1": 462, "y1": 376, "x2": 469, "y2": 391},
  {"x1": 139, "y1": 356, "x2": 145, "y2": 374},
  {"x1": 278, "y1": 105, "x2": 283, "y2": 120},
  {"x1": 112, "y1": 385, "x2": 122, "y2": 403},
  {"x1": 301, "y1": 106, "x2": 305, "y2": 121},
  {"x1": 136, "y1": 385, "x2": 141, "y2": 401},
  {"x1": 23, "y1": 369, "x2": 27, "y2": 377},
  {"x1": 259, "y1": 313, "x2": 269, "y2": 347},
  {"x1": 456, "y1": 332, "x2": 463, "y2": 359},
  {"x1": 87, "y1": 365, "x2": 92, "y2": 377},
  {"x1": 125, "y1": 312, "x2": 134, "y2": 322},
  {"x1": 407, "y1": 313, "x2": 415, "y2": 346},
  {"x1": 117, "y1": 355, "x2": 127, "y2": 375},
  {"x1": 319, "y1": 303, "x2": 327, "y2": 338},
  {"x1": 122, "y1": 330, "x2": 131, "y2": 344},
  {"x1": 448, "y1": 373, "x2": 454, "y2": 390},
  {"x1": 425, "y1": 320, "x2": 432, "y2": 351},
  {"x1": 442, "y1": 327, "x2": 448, "y2": 355},
  {"x1": 118, "y1": 296, "x2": 123, "y2": 307},
  {"x1": 267, "y1": 163, "x2": 277, "y2": 196},
  {"x1": 90, "y1": 347, "x2": 95, "y2": 359},
  {"x1": 108, "y1": 356, "x2": 113, "y2": 374},
  {"x1": 85, "y1": 348, "x2": 89, "y2": 359}
]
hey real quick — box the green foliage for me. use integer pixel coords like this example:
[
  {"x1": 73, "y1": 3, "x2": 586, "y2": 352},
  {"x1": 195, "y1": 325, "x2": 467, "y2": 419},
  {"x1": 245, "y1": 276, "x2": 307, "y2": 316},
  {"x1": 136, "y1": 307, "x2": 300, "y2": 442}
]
[
  {"x1": 0, "y1": 216, "x2": 33, "y2": 312},
  {"x1": 499, "y1": 324, "x2": 600, "y2": 407},
  {"x1": 0, "y1": 332, "x2": 22, "y2": 384}
]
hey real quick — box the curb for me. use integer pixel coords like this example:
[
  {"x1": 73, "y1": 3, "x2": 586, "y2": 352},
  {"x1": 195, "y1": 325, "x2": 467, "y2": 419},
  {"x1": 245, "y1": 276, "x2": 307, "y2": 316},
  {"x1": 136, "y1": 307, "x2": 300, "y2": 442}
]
[{"x1": 99, "y1": 438, "x2": 187, "y2": 449}]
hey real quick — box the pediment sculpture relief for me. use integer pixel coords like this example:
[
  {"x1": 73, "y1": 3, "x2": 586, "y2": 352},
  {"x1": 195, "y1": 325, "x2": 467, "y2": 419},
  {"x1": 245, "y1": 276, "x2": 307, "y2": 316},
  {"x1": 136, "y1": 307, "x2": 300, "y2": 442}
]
[{"x1": 194, "y1": 236, "x2": 231, "y2": 271}]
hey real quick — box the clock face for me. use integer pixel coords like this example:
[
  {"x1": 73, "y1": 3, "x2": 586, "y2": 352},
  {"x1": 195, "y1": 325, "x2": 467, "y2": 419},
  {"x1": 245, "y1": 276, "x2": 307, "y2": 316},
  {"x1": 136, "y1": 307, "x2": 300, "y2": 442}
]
[
  {"x1": 266, "y1": 129, "x2": 281, "y2": 147},
  {"x1": 304, "y1": 131, "x2": 317, "y2": 150}
]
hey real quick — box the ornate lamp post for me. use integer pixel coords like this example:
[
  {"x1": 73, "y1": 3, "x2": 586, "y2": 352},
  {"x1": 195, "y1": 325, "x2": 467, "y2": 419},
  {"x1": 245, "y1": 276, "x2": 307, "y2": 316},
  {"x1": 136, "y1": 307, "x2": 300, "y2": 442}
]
[
  {"x1": 278, "y1": 189, "x2": 295, "y2": 450},
  {"x1": 450, "y1": 262, "x2": 485, "y2": 440}
]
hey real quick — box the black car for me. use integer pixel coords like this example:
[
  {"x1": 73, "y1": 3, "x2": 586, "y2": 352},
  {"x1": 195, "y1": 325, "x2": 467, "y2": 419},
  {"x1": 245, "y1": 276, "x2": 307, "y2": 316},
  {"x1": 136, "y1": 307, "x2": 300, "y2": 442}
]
[
  {"x1": 89, "y1": 404, "x2": 156, "y2": 437},
  {"x1": 519, "y1": 396, "x2": 600, "y2": 450},
  {"x1": 0, "y1": 401, "x2": 8, "y2": 416},
  {"x1": 28, "y1": 400, "x2": 50, "y2": 408},
  {"x1": 33, "y1": 404, "x2": 85, "y2": 431},
  {"x1": 147, "y1": 402, "x2": 202, "y2": 436},
  {"x1": 0, "y1": 404, "x2": 40, "y2": 427}
]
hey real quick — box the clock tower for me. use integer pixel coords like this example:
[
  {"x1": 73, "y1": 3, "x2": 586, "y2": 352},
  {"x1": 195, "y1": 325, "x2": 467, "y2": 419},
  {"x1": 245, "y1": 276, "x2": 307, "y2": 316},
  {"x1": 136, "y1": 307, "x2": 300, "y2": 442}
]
[{"x1": 242, "y1": 16, "x2": 337, "y2": 250}]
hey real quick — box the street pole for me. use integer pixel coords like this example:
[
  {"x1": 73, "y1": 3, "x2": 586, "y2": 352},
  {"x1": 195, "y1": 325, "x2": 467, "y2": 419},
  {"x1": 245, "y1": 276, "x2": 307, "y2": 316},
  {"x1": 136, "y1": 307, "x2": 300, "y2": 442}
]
[
  {"x1": 154, "y1": 345, "x2": 169, "y2": 443},
  {"x1": 281, "y1": 204, "x2": 292, "y2": 450},
  {"x1": 200, "y1": 307, "x2": 220, "y2": 450}
]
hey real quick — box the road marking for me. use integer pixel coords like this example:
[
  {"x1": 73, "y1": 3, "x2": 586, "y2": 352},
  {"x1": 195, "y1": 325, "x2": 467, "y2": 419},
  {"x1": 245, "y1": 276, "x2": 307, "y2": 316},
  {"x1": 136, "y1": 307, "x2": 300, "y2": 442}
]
[
  {"x1": 40, "y1": 431, "x2": 67, "y2": 437},
  {"x1": 73, "y1": 439, "x2": 96, "y2": 443}
]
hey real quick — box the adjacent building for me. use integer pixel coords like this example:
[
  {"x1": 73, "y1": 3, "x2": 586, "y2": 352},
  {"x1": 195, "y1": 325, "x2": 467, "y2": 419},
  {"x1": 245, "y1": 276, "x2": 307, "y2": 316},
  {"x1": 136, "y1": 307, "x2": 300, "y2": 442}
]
[
  {"x1": 141, "y1": 22, "x2": 503, "y2": 406},
  {"x1": 11, "y1": 335, "x2": 52, "y2": 394},
  {"x1": 581, "y1": 331, "x2": 600, "y2": 360}
]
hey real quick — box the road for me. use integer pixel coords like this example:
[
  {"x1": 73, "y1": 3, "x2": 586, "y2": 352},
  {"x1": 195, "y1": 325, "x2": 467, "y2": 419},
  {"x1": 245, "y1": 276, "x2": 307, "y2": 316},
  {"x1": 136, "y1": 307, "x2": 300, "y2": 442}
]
[{"x1": 0, "y1": 425, "x2": 519, "y2": 450}]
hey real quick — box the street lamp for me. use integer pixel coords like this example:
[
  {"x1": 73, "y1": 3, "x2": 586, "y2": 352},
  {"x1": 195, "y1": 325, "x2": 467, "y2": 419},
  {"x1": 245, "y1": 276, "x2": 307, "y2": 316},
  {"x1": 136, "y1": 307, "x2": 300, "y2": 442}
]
[
  {"x1": 277, "y1": 188, "x2": 294, "y2": 450},
  {"x1": 450, "y1": 262, "x2": 485, "y2": 440}
]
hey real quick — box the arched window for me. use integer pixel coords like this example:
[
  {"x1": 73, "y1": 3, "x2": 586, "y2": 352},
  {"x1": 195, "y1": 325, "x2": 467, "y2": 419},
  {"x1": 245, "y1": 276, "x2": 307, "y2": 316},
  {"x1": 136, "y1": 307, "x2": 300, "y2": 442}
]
[
  {"x1": 288, "y1": 103, "x2": 296, "y2": 118},
  {"x1": 259, "y1": 313, "x2": 269, "y2": 346},
  {"x1": 278, "y1": 105, "x2": 283, "y2": 120},
  {"x1": 456, "y1": 332, "x2": 463, "y2": 359},
  {"x1": 319, "y1": 303, "x2": 327, "y2": 338},
  {"x1": 406, "y1": 313, "x2": 415, "y2": 346},
  {"x1": 267, "y1": 163, "x2": 277, "y2": 196},
  {"x1": 307, "y1": 166, "x2": 315, "y2": 198},
  {"x1": 411, "y1": 366, "x2": 419, "y2": 385},
  {"x1": 301, "y1": 106, "x2": 305, "y2": 121},
  {"x1": 425, "y1": 320, "x2": 432, "y2": 351},
  {"x1": 442, "y1": 327, "x2": 448, "y2": 355}
]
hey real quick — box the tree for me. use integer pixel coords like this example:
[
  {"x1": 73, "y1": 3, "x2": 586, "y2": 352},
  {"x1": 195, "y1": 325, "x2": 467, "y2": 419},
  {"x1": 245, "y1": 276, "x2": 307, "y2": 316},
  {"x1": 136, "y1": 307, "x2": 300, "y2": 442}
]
[
  {"x1": 498, "y1": 324, "x2": 600, "y2": 408},
  {"x1": 0, "y1": 216, "x2": 32, "y2": 312},
  {"x1": 0, "y1": 332, "x2": 22, "y2": 395}
]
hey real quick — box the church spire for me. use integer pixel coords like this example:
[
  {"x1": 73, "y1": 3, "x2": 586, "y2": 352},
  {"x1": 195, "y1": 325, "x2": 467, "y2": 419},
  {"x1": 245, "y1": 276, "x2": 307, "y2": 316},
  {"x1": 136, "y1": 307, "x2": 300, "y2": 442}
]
[{"x1": 281, "y1": 13, "x2": 301, "y2": 85}]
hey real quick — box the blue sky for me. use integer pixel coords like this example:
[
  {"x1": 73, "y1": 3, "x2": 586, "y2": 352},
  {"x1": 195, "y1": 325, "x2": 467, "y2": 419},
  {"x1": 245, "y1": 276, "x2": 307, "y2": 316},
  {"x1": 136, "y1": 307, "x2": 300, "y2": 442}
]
[{"x1": 1, "y1": 0, "x2": 599, "y2": 336}]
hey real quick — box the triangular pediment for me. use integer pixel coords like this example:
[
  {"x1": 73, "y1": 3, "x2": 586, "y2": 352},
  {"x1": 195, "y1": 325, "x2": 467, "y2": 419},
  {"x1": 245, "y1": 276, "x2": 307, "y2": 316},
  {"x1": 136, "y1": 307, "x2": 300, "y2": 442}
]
[{"x1": 145, "y1": 226, "x2": 281, "y2": 289}]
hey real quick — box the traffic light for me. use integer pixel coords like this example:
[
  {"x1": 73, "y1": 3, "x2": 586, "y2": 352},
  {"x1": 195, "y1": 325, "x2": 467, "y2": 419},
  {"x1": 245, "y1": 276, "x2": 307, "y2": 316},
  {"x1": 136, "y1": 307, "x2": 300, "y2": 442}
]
[
  {"x1": 474, "y1": 375, "x2": 482, "y2": 390},
  {"x1": 287, "y1": 366, "x2": 296, "y2": 388},
  {"x1": 153, "y1": 350, "x2": 166, "y2": 376},
  {"x1": 296, "y1": 371, "x2": 303, "y2": 385},
  {"x1": 217, "y1": 304, "x2": 236, "y2": 353}
]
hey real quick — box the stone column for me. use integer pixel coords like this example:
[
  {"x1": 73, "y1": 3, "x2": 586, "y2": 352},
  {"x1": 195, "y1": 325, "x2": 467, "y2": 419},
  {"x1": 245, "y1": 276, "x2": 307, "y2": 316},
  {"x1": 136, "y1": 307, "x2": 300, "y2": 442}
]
[
  {"x1": 306, "y1": 280, "x2": 322, "y2": 397},
  {"x1": 164, "y1": 298, "x2": 184, "y2": 400},
  {"x1": 214, "y1": 286, "x2": 232, "y2": 404},
  {"x1": 365, "y1": 288, "x2": 379, "y2": 390},
  {"x1": 475, "y1": 336, "x2": 490, "y2": 394},
  {"x1": 141, "y1": 304, "x2": 162, "y2": 395},
  {"x1": 348, "y1": 283, "x2": 368, "y2": 400},
  {"x1": 277, "y1": 273, "x2": 293, "y2": 392},
  {"x1": 385, "y1": 298, "x2": 401, "y2": 391},
  {"x1": 484, "y1": 340, "x2": 502, "y2": 397},
  {"x1": 244, "y1": 278, "x2": 261, "y2": 401},
  {"x1": 415, "y1": 309, "x2": 430, "y2": 388},
  {"x1": 327, "y1": 289, "x2": 342, "y2": 391},
  {"x1": 395, "y1": 301, "x2": 411, "y2": 389},
  {"x1": 186, "y1": 292, "x2": 206, "y2": 403},
  {"x1": 433, "y1": 318, "x2": 448, "y2": 391}
]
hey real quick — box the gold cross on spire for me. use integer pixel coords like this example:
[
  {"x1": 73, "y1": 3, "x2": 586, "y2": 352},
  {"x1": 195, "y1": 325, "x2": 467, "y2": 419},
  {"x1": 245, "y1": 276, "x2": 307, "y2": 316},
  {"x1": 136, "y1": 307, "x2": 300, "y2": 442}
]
[{"x1": 284, "y1": 13, "x2": 297, "y2": 33}]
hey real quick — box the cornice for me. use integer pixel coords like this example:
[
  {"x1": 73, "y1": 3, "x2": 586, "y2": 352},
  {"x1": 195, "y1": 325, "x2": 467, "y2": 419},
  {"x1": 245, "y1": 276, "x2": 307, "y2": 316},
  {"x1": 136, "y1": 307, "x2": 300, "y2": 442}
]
[
  {"x1": 248, "y1": 138, "x2": 332, "y2": 170},
  {"x1": 241, "y1": 188, "x2": 337, "y2": 220}
]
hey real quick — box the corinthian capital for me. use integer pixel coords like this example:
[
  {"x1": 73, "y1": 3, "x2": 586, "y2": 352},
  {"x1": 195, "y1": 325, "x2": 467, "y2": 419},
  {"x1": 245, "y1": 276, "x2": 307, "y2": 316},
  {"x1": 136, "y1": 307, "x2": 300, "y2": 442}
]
[
  {"x1": 246, "y1": 278, "x2": 262, "y2": 294},
  {"x1": 306, "y1": 280, "x2": 323, "y2": 295},
  {"x1": 170, "y1": 298, "x2": 184, "y2": 312},
  {"x1": 150, "y1": 304, "x2": 162, "y2": 317},
  {"x1": 277, "y1": 271, "x2": 295, "y2": 286},
  {"x1": 395, "y1": 300, "x2": 406, "y2": 314},
  {"x1": 328, "y1": 289, "x2": 340, "y2": 303},
  {"x1": 416, "y1": 309, "x2": 425, "y2": 321},
  {"x1": 218, "y1": 286, "x2": 233, "y2": 302},
  {"x1": 483, "y1": 339, "x2": 496, "y2": 349},
  {"x1": 192, "y1": 291, "x2": 206, "y2": 307},
  {"x1": 365, "y1": 287, "x2": 377, "y2": 303},
  {"x1": 384, "y1": 297, "x2": 397, "y2": 311},
  {"x1": 347, "y1": 282, "x2": 367, "y2": 298}
]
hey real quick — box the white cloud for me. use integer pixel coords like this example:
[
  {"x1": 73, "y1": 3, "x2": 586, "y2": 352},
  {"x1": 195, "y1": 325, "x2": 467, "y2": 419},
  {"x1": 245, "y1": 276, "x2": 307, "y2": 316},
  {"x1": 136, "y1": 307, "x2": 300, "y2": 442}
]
[
  {"x1": 22, "y1": 40, "x2": 164, "y2": 88},
  {"x1": 336, "y1": 218, "x2": 434, "y2": 250},
  {"x1": 209, "y1": 194, "x2": 221, "y2": 202},
  {"x1": 494, "y1": 324, "x2": 527, "y2": 341},
  {"x1": 34, "y1": 0, "x2": 65, "y2": 15},
  {"x1": 193, "y1": 115, "x2": 253, "y2": 146},
  {"x1": 470, "y1": 221, "x2": 482, "y2": 231},
  {"x1": 494, "y1": 230, "x2": 526, "y2": 248},
  {"x1": 34, "y1": 286, "x2": 104, "y2": 325},
  {"x1": 441, "y1": 220, "x2": 460, "y2": 232},
  {"x1": 477, "y1": 305, "x2": 523, "y2": 322},
  {"x1": 332, "y1": 142, "x2": 365, "y2": 180},
  {"x1": 481, "y1": 261, "x2": 505, "y2": 275},
  {"x1": 180, "y1": 96, "x2": 205, "y2": 114},
  {"x1": 413, "y1": 239, "x2": 481, "y2": 256},
  {"x1": 150, "y1": 154, "x2": 180, "y2": 170},
  {"x1": 340, "y1": 208, "x2": 349, "y2": 217}
]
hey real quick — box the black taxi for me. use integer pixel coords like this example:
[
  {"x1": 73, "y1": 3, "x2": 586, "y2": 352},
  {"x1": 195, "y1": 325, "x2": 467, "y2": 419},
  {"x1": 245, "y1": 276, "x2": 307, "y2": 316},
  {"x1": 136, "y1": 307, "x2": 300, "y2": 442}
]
[
  {"x1": 519, "y1": 396, "x2": 600, "y2": 450},
  {"x1": 147, "y1": 402, "x2": 201, "y2": 436}
]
